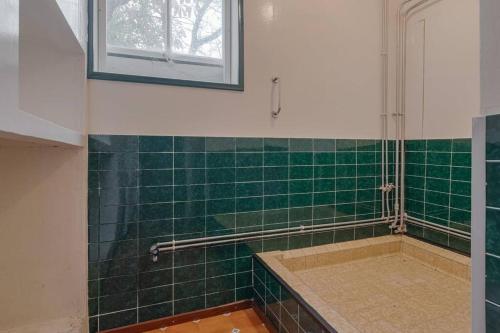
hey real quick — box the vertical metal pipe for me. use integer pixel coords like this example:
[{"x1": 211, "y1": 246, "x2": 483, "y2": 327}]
[
  {"x1": 381, "y1": 0, "x2": 388, "y2": 219},
  {"x1": 395, "y1": 0, "x2": 446, "y2": 233}
]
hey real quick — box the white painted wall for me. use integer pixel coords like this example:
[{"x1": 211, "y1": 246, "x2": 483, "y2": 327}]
[
  {"x1": 89, "y1": 0, "x2": 386, "y2": 139},
  {"x1": 403, "y1": 0, "x2": 480, "y2": 139},
  {"x1": 0, "y1": 0, "x2": 19, "y2": 117},
  {"x1": 0, "y1": 143, "x2": 87, "y2": 333},
  {"x1": 56, "y1": 0, "x2": 87, "y2": 48}
]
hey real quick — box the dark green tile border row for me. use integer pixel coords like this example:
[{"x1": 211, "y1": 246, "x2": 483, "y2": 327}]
[
  {"x1": 404, "y1": 139, "x2": 471, "y2": 254},
  {"x1": 486, "y1": 114, "x2": 500, "y2": 332},
  {"x1": 253, "y1": 256, "x2": 335, "y2": 333},
  {"x1": 88, "y1": 135, "x2": 395, "y2": 332}
]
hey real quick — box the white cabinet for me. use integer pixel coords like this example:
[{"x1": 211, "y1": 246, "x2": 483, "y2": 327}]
[{"x1": 0, "y1": 0, "x2": 86, "y2": 147}]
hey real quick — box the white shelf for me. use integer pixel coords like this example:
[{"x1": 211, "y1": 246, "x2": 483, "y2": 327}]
[
  {"x1": 0, "y1": 110, "x2": 84, "y2": 147},
  {"x1": 0, "y1": 0, "x2": 86, "y2": 148}
]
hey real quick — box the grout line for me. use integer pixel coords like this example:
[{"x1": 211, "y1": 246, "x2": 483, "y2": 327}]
[
  {"x1": 422, "y1": 140, "x2": 429, "y2": 239},
  {"x1": 486, "y1": 300, "x2": 500, "y2": 308},
  {"x1": 447, "y1": 140, "x2": 455, "y2": 247},
  {"x1": 171, "y1": 137, "x2": 176, "y2": 316},
  {"x1": 135, "y1": 136, "x2": 140, "y2": 324},
  {"x1": 486, "y1": 252, "x2": 500, "y2": 260}
]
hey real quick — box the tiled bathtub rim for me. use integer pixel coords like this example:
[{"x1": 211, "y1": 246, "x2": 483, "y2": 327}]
[
  {"x1": 256, "y1": 235, "x2": 471, "y2": 332},
  {"x1": 253, "y1": 255, "x2": 339, "y2": 333},
  {"x1": 403, "y1": 224, "x2": 471, "y2": 257}
]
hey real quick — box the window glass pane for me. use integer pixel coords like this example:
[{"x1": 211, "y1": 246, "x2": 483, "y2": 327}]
[
  {"x1": 171, "y1": 0, "x2": 223, "y2": 60},
  {"x1": 106, "y1": 0, "x2": 165, "y2": 52},
  {"x1": 94, "y1": 0, "x2": 241, "y2": 88}
]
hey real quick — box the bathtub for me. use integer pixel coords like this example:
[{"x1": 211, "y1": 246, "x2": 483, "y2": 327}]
[{"x1": 253, "y1": 235, "x2": 471, "y2": 333}]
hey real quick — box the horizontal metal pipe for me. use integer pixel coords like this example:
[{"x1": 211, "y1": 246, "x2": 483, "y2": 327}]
[
  {"x1": 150, "y1": 218, "x2": 392, "y2": 260},
  {"x1": 405, "y1": 216, "x2": 471, "y2": 240},
  {"x1": 153, "y1": 217, "x2": 389, "y2": 249}
]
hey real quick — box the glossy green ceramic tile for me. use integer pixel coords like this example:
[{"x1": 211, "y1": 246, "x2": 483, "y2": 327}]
[
  {"x1": 236, "y1": 153, "x2": 263, "y2": 167},
  {"x1": 289, "y1": 152, "x2": 313, "y2": 166},
  {"x1": 336, "y1": 152, "x2": 356, "y2": 164},
  {"x1": 236, "y1": 197, "x2": 263, "y2": 212},
  {"x1": 206, "y1": 137, "x2": 235, "y2": 152},
  {"x1": 174, "y1": 137, "x2": 205, "y2": 152},
  {"x1": 487, "y1": 208, "x2": 500, "y2": 257},
  {"x1": 235, "y1": 138, "x2": 263, "y2": 152},
  {"x1": 236, "y1": 182, "x2": 262, "y2": 197},
  {"x1": 139, "y1": 136, "x2": 173, "y2": 152},
  {"x1": 405, "y1": 140, "x2": 426, "y2": 152},
  {"x1": 487, "y1": 115, "x2": 500, "y2": 160},
  {"x1": 357, "y1": 139, "x2": 377, "y2": 152},
  {"x1": 173, "y1": 153, "x2": 204, "y2": 169},
  {"x1": 140, "y1": 186, "x2": 173, "y2": 204},
  {"x1": 207, "y1": 153, "x2": 235, "y2": 168},
  {"x1": 290, "y1": 138, "x2": 313, "y2": 152},
  {"x1": 207, "y1": 168, "x2": 235, "y2": 183},
  {"x1": 313, "y1": 139, "x2": 335, "y2": 152},
  {"x1": 90, "y1": 135, "x2": 138, "y2": 153},
  {"x1": 452, "y1": 153, "x2": 471, "y2": 167},
  {"x1": 450, "y1": 210, "x2": 471, "y2": 225},
  {"x1": 406, "y1": 151, "x2": 425, "y2": 164},
  {"x1": 264, "y1": 181, "x2": 288, "y2": 195},
  {"x1": 405, "y1": 139, "x2": 471, "y2": 252},
  {"x1": 486, "y1": 302, "x2": 500, "y2": 333},
  {"x1": 290, "y1": 166, "x2": 313, "y2": 179},
  {"x1": 174, "y1": 185, "x2": 206, "y2": 201},
  {"x1": 289, "y1": 207, "x2": 312, "y2": 222},
  {"x1": 314, "y1": 178, "x2": 335, "y2": 192},
  {"x1": 427, "y1": 164, "x2": 450, "y2": 179},
  {"x1": 100, "y1": 153, "x2": 139, "y2": 170},
  {"x1": 336, "y1": 139, "x2": 356, "y2": 152},
  {"x1": 452, "y1": 139, "x2": 471, "y2": 153},
  {"x1": 264, "y1": 152, "x2": 289, "y2": 166},
  {"x1": 427, "y1": 152, "x2": 451, "y2": 165},
  {"x1": 451, "y1": 167, "x2": 471, "y2": 181},
  {"x1": 313, "y1": 166, "x2": 334, "y2": 178},
  {"x1": 89, "y1": 135, "x2": 396, "y2": 331},
  {"x1": 264, "y1": 138, "x2": 289, "y2": 152},
  {"x1": 174, "y1": 169, "x2": 205, "y2": 185},
  {"x1": 425, "y1": 191, "x2": 449, "y2": 206},
  {"x1": 140, "y1": 153, "x2": 173, "y2": 170},
  {"x1": 236, "y1": 167, "x2": 262, "y2": 182},
  {"x1": 427, "y1": 139, "x2": 452, "y2": 152},
  {"x1": 290, "y1": 180, "x2": 313, "y2": 194},
  {"x1": 487, "y1": 163, "x2": 500, "y2": 208},
  {"x1": 451, "y1": 181, "x2": 471, "y2": 196},
  {"x1": 487, "y1": 255, "x2": 500, "y2": 306}
]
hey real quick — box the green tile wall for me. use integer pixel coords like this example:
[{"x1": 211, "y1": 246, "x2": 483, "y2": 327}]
[
  {"x1": 253, "y1": 257, "x2": 334, "y2": 333},
  {"x1": 88, "y1": 135, "x2": 393, "y2": 332},
  {"x1": 486, "y1": 115, "x2": 500, "y2": 333},
  {"x1": 404, "y1": 139, "x2": 471, "y2": 253}
]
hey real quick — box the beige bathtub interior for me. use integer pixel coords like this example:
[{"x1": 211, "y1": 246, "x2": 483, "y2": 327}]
[{"x1": 258, "y1": 235, "x2": 471, "y2": 333}]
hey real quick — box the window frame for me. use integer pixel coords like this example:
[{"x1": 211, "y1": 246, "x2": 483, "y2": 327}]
[{"x1": 87, "y1": 0, "x2": 244, "y2": 91}]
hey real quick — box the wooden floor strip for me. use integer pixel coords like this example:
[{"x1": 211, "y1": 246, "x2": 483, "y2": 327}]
[{"x1": 100, "y1": 300, "x2": 275, "y2": 333}]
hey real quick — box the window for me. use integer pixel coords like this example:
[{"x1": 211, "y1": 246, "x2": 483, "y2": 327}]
[{"x1": 88, "y1": 0, "x2": 243, "y2": 90}]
